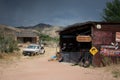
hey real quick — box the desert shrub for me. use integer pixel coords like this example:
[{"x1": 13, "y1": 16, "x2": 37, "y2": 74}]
[
  {"x1": 0, "y1": 32, "x2": 19, "y2": 53},
  {"x1": 112, "y1": 69, "x2": 120, "y2": 78}
]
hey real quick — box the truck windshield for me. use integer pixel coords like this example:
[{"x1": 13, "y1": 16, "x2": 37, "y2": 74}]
[{"x1": 27, "y1": 45, "x2": 37, "y2": 49}]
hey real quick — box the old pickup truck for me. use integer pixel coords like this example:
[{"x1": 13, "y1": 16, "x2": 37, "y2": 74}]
[{"x1": 22, "y1": 44, "x2": 45, "y2": 56}]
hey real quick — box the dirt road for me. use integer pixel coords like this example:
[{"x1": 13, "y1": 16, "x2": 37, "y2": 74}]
[{"x1": 0, "y1": 47, "x2": 119, "y2": 80}]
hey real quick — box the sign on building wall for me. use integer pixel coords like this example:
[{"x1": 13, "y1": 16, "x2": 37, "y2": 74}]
[
  {"x1": 89, "y1": 47, "x2": 98, "y2": 56},
  {"x1": 116, "y1": 32, "x2": 120, "y2": 42},
  {"x1": 100, "y1": 47, "x2": 120, "y2": 56},
  {"x1": 76, "y1": 35, "x2": 91, "y2": 42}
]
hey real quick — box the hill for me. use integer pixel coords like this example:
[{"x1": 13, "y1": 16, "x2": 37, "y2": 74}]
[
  {"x1": 17, "y1": 23, "x2": 63, "y2": 38},
  {"x1": 17, "y1": 23, "x2": 52, "y2": 29},
  {"x1": 0, "y1": 24, "x2": 20, "y2": 32}
]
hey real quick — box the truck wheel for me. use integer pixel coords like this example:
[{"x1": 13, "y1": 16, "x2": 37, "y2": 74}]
[
  {"x1": 29, "y1": 53, "x2": 34, "y2": 56},
  {"x1": 29, "y1": 53, "x2": 32, "y2": 56},
  {"x1": 23, "y1": 53, "x2": 27, "y2": 56}
]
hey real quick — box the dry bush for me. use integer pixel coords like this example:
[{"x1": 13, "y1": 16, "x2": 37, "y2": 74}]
[
  {"x1": 0, "y1": 52, "x2": 21, "y2": 60},
  {"x1": 104, "y1": 64, "x2": 120, "y2": 78},
  {"x1": 112, "y1": 69, "x2": 120, "y2": 78}
]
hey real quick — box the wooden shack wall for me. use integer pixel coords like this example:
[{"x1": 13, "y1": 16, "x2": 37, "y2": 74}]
[
  {"x1": 92, "y1": 27, "x2": 115, "y2": 45},
  {"x1": 92, "y1": 26, "x2": 117, "y2": 67}
]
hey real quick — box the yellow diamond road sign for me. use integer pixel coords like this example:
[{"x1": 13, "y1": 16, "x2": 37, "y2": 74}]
[{"x1": 89, "y1": 47, "x2": 98, "y2": 56}]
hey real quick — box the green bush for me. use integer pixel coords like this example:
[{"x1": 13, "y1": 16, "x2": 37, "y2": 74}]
[
  {"x1": 0, "y1": 32, "x2": 19, "y2": 53},
  {"x1": 39, "y1": 33, "x2": 59, "y2": 43}
]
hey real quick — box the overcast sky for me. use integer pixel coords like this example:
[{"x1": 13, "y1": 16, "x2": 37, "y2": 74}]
[{"x1": 0, "y1": 0, "x2": 112, "y2": 27}]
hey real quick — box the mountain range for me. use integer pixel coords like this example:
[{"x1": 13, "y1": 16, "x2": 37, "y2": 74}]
[
  {"x1": 17, "y1": 23, "x2": 52, "y2": 29},
  {"x1": 0, "y1": 23, "x2": 63, "y2": 38}
]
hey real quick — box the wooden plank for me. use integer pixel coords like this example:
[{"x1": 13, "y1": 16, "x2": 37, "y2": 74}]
[{"x1": 116, "y1": 32, "x2": 120, "y2": 42}]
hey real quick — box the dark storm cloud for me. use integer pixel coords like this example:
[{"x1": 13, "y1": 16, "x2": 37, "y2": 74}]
[{"x1": 0, "y1": 0, "x2": 112, "y2": 26}]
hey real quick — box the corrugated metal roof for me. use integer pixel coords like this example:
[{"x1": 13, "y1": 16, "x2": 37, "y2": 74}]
[{"x1": 16, "y1": 29, "x2": 38, "y2": 37}]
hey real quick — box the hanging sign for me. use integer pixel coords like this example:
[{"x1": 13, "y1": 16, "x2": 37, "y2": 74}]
[{"x1": 76, "y1": 35, "x2": 92, "y2": 42}]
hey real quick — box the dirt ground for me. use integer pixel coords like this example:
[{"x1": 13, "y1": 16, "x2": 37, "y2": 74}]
[{"x1": 0, "y1": 47, "x2": 120, "y2": 80}]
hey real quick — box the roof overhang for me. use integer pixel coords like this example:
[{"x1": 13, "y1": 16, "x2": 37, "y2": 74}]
[{"x1": 59, "y1": 21, "x2": 120, "y2": 35}]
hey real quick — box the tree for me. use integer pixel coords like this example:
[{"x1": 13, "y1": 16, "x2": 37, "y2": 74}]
[{"x1": 102, "y1": 0, "x2": 120, "y2": 22}]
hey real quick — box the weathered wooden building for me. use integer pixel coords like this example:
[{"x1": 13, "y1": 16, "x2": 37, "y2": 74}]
[
  {"x1": 59, "y1": 21, "x2": 120, "y2": 67},
  {"x1": 0, "y1": 25, "x2": 40, "y2": 44},
  {"x1": 16, "y1": 29, "x2": 39, "y2": 44}
]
